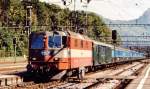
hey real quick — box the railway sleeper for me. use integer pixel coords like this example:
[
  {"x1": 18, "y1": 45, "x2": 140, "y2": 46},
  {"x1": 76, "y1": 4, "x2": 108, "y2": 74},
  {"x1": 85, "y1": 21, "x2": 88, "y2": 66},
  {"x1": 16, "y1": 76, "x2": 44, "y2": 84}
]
[{"x1": 0, "y1": 75, "x2": 23, "y2": 86}]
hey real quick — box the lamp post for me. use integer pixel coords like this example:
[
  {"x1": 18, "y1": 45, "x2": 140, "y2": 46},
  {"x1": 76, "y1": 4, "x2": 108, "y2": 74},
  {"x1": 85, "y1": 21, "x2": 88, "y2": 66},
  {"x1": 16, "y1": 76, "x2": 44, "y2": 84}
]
[
  {"x1": 81, "y1": 0, "x2": 91, "y2": 34},
  {"x1": 2, "y1": 41, "x2": 7, "y2": 62},
  {"x1": 22, "y1": 0, "x2": 34, "y2": 60},
  {"x1": 26, "y1": 5, "x2": 32, "y2": 36},
  {"x1": 22, "y1": 0, "x2": 34, "y2": 36},
  {"x1": 82, "y1": 1, "x2": 88, "y2": 33}
]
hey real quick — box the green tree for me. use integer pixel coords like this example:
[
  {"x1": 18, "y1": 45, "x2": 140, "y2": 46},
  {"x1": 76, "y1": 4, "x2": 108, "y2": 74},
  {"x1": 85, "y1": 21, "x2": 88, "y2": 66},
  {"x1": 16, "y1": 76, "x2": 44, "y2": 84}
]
[
  {"x1": 0, "y1": 0, "x2": 10, "y2": 26},
  {"x1": 0, "y1": 1, "x2": 115, "y2": 57},
  {"x1": 8, "y1": 0, "x2": 26, "y2": 26}
]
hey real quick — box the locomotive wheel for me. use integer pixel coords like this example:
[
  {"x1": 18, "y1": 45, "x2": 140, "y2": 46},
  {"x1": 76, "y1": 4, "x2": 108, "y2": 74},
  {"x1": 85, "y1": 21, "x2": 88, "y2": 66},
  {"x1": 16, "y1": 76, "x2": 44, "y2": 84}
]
[
  {"x1": 26, "y1": 64, "x2": 33, "y2": 73},
  {"x1": 77, "y1": 67, "x2": 85, "y2": 80}
]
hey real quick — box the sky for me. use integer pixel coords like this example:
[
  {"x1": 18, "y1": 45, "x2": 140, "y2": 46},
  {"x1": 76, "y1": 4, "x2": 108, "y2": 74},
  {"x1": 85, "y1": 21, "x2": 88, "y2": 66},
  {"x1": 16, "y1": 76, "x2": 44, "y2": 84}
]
[{"x1": 39, "y1": 0, "x2": 150, "y2": 21}]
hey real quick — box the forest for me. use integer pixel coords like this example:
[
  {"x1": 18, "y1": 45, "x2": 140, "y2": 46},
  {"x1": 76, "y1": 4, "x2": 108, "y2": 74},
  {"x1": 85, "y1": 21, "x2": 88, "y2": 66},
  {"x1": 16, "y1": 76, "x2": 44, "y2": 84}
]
[{"x1": 0, "y1": 0, "x2": 112, "y2": 57}]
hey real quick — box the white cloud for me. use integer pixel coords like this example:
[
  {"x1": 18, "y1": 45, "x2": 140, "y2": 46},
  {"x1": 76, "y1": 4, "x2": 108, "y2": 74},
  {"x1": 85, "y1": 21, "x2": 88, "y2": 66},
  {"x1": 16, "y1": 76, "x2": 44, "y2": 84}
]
[{"x1": 41, "y1": 0, "x2": 150, "y2": 20}]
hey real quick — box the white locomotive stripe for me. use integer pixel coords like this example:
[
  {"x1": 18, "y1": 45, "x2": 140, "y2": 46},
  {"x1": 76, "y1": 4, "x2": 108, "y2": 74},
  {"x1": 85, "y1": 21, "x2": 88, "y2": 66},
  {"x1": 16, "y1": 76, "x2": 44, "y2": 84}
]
[
  {"x1": 70, "y1": 49, "x2": 92, "y2": 58},
  {"x1": 136, "y1": 64, "x2": 150, "y2": 89},
  {"x1": 55, "y1": 49, "x2": 92, "y2": 58}
]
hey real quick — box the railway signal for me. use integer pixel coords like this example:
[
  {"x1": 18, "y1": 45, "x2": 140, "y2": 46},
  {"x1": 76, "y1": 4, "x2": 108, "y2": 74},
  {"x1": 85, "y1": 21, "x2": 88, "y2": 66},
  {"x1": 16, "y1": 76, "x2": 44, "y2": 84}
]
[
  {"x1": 13, "y1": 38, "x2": 17, "y2": 45},
  {"x1": 13, "y1": 38, "x2": 17, "y2": 63},
  {"x1": 112, "y1": 30, "x2": 117, "y2": 43}
]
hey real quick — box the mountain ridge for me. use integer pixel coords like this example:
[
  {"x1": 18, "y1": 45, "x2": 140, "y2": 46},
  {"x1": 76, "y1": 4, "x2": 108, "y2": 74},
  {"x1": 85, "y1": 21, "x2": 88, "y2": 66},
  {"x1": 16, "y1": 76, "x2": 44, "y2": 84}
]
[
  {"x1": 104, "y1": 8, "x2": 150, "y2": 24},
  {"x1": 103, "y1": 8, "x2": 150, "y2": 47}
]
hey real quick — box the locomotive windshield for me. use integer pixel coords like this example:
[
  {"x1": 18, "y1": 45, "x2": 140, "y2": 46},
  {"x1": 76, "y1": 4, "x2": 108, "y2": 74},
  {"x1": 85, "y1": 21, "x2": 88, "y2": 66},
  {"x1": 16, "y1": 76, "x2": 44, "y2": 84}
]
[
  {"x1": 48, "y1": 36, "x2": 62, "y2": 48},
  {"x1": 31, "y1": 35, "x2": 44, "y2": 49}
]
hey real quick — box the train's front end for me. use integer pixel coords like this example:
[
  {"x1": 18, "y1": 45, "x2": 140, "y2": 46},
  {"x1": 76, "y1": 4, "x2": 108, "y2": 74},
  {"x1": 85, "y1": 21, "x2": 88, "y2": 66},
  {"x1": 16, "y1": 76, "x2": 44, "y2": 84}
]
[{"x1": 27, "y1": 31, "x2": 69, "y2": 74}]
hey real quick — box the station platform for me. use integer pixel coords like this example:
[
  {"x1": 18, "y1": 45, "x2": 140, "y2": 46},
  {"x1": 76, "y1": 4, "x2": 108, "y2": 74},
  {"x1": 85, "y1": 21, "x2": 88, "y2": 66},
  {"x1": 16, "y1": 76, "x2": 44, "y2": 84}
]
[
  {"x1": 0, "y1": 74, "x2": 23, "y2": 86},
  {"x1": 126, "y1": 64, "x2": 150, "y2": 89}
]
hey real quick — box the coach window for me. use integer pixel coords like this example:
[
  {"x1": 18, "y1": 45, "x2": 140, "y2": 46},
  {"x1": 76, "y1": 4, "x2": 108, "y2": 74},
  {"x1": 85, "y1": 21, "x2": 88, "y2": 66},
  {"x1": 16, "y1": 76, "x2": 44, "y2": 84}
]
[
  {"x1": 96, "y1": 46, "x2": 99, "y2": 52},
  {"x1": 102, "y1": 46, "x2": 105, "y2": 54}
]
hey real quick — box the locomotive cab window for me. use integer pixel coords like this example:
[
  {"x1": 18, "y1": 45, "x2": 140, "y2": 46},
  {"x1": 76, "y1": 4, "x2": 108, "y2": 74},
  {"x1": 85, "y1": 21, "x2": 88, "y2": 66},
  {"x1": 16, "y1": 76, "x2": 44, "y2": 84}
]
[
  {"x1": 48, "y1": 35, "x2": 62, "y2": 48},
  {"x1": 62, "y1": 36, "x2": 67, "y2": 47},
  {"x1": 31, "y1": 35, "x2": 44, "y2": 49}
]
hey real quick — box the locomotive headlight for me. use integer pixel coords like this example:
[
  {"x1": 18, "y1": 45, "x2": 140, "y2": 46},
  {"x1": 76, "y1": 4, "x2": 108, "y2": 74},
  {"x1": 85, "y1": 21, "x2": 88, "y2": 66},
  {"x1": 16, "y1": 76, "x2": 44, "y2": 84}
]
[
  {"x1": 54, "y1": 58, "x2": 61, "y2": 61},
  {"x1": 54, "y1": 58, "x2": 59, "y2": 61},
  {"x1": 41, "y1": 50, "x2": 50, "y2": 56},
  {"x1": 32, "y1": 58, "x2": 36, "y2": 60}
]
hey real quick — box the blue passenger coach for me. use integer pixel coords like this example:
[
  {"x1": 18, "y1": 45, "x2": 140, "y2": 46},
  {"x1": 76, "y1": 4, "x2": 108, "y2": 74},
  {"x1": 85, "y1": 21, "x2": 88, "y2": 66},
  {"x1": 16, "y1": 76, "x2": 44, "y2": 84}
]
[{"x1": 92, "y1": 41, "x2": 145, "y2": 66}]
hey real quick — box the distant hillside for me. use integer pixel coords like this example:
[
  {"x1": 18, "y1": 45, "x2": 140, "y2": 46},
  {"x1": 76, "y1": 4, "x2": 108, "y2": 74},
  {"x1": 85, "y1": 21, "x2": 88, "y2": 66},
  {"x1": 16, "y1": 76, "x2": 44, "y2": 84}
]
[
  {"x1": 103, "y1": 8, "x2": 150, "y2": 47},
  {"x1": 136, "y1": 8, "x2": 150, "y2": 24}
]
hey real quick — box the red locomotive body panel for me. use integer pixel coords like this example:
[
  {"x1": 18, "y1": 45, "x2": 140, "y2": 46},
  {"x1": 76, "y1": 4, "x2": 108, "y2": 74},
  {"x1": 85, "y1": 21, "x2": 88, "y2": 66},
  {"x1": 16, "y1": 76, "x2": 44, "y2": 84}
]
[{"x1": 68, "y1": 36, "x2": 93, "y2": 69}]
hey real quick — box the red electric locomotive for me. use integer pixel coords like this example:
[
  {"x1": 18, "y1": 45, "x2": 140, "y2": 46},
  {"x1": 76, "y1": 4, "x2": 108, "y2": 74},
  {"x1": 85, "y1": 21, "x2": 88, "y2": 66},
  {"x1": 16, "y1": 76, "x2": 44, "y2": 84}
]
[{"x1": 27, "y1": 31, "x2": 93, "y2": 78}]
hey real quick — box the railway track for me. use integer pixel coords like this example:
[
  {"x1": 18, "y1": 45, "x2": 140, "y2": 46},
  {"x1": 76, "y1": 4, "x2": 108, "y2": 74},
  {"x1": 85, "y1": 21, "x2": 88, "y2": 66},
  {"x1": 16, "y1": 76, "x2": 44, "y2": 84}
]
[
  {"x1": 49, "y1": 61, "x2": 145, "y2": 89},
  {"x1": 0, "y1": 60, "x2": 147, "y2": 89},
  {"x1": 85, "y1": 63, "x2": 145, "y2": 89}
]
